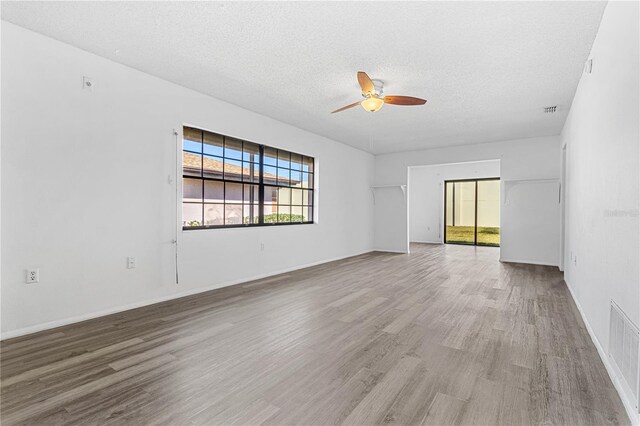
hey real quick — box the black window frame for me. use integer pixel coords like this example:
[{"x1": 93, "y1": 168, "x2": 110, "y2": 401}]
[
  {"x1": 182, "y1": 126, "x2": 315, "y2": 230},
  {"x1": 443, "y1": 177, "x2": 500, "y2": 247}
]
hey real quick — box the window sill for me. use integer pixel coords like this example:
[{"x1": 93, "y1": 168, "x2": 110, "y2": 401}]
[{"x1": 182, "y1": 222, "x2": 315, "y2": 231}]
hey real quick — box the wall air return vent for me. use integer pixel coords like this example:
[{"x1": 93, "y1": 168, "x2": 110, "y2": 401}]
[
  {"x1": 609, "y1": 300, "x2": 639, "y2": 412},
  {"x1": 543, "y1": 106, "x2": 557, "y2": 113}
]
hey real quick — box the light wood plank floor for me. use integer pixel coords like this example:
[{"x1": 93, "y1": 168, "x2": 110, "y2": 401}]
[{"x1": 1, "y1": 244, "x2": 629, "y2": 425}]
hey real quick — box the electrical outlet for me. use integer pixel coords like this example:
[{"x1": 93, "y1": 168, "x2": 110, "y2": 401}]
[
  {"x1": 260, "y1": 243, "x2": 265, "y2": 251},
  {"x1": 26, "y1": 268, "x2": 39, "y2": 284},
  {"x1": 127, "y1": 257, "x2": 137, "y2": 269}
]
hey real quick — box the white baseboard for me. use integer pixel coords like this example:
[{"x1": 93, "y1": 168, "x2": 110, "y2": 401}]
[
  {"x1": 0, "y1": 249, "x2": 374, "y2": 341},
  {"x1": 500, "y1": 257, "x2": 559, "y2": 267},
  {"x1": 373, "y1": 248, "x2": 408, "y2": 254},
  {"x1": 410, "y1": 240, "x2": 443, "y2": 245},
  {"x1": 565, "y1": 279, "x2": 639, "y2": 426}
]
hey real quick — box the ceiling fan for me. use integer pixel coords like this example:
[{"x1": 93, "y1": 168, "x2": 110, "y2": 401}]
[{"x1": 331, "y1": 71, "x2": 427, "y2": 113}]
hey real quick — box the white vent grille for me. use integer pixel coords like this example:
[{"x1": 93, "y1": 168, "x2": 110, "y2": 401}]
[
  {"x1": 609, "y1": 301, "x2": 639, "y2": 411},
  {"x1": 543, "y1": 106, "x2": 557, "y2": 113}
]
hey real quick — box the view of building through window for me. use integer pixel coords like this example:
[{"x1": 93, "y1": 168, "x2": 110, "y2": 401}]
[
  {"x1": 182, "y1": 126, "x2": 314, "y2": 228},
  {"x1": 444, "y1": 178, "x2": 500, "y2": 246}
]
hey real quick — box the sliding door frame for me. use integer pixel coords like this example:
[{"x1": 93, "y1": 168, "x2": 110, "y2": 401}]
[{"x1": 443, "y1": 177, "x2": 500, "y2": 246}]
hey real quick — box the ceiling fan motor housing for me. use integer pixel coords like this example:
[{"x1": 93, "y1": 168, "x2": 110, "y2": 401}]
[
  {"x1": 362, "y1": 80, "x2": 384, "y2": 98},
  {"x1": 370, "y1": 79, "x2": 384, "y2": 97}
]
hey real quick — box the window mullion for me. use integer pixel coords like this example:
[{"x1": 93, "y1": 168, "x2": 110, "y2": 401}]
[{"x1": 259, "y1": 145, "x2": 265, "y2": 225}]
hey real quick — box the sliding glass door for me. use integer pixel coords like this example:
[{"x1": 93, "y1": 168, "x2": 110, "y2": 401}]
[
  {"x1": 444, "y1": 181, "x2": 476, "y2": 244},
  {"x1": 444, "y1": 178, "x2": 500, "y2": 247},
  {"x1": 476, "y1": 179, "x2": 501, "y2": 246}
]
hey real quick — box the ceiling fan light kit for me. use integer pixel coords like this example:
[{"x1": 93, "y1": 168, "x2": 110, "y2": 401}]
[
  {"x1": 332, "y1": 71, "x2": 427, "y2": 114},
  {"x1": 361, "y1": 96, "x2": 385, "y2": 112}
]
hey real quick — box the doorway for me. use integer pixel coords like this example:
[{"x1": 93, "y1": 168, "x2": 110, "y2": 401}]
[{"x1": 444, "y1": 178, "x2": 500, "y2": 246}]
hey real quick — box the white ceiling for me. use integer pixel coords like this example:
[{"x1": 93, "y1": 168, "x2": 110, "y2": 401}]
[{"x1": 1, "y1": 1, "x2": 606, "y2": 154}]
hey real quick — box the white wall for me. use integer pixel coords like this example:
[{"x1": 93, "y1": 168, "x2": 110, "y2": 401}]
[
  {"x1": 375, "y1": 136, "x2": 562, "y2": 266},
  {"x1": 408, "y1": 160, "x2": 500, "y2": 243},
  {"x1": 562, "y1": 2, "x2": 639, "y2": 422},
  {"x1": 0, "y1": 22, "x2": 375, "y2": 337}
]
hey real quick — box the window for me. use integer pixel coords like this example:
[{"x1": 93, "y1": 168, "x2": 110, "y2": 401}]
[{"x1": 182, "y1": 126, "x2": 314, "y2": 229}]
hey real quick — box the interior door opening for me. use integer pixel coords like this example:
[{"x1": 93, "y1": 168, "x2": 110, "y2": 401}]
[{"x1": 444, "y1": 178, "x2": 500, "y2": 247}]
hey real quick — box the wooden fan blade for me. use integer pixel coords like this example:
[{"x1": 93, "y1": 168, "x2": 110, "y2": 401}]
[
  {"x1": 357, "y1": 71, "x2": 375, "y2": 96},
  {"x1": 383, "y1": 96, "x2": 427, "y2": 106},
  {"x1": 331, "y1": 100, "x2": 362, "y2": 114}
]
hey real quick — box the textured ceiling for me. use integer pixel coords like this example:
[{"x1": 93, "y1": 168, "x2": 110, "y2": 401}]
[{"x1": 1, "y1": 1, "x2": 606, "y2": 154}]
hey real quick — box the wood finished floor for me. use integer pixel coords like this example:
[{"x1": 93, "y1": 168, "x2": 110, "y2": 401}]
[{"x1": 1, "y1": 244, "x2": 629, "y2": 425}]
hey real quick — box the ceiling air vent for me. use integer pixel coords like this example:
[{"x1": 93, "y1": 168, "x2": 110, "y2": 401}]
[{"x1": 543, "y1": 106, "x2": 557, "y2": 114}]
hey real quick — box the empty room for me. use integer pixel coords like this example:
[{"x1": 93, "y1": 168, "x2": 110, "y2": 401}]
[{"x1": 1, "y1": 1, "x2": 639, "y2": 425}]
